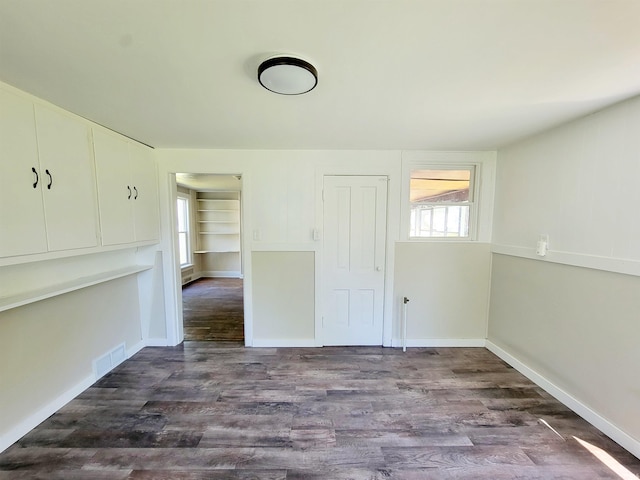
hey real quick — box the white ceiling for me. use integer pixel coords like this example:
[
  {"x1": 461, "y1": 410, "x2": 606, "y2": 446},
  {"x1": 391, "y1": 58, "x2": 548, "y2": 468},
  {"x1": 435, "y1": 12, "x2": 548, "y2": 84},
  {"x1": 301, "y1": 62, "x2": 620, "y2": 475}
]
[{"x1": 1, "y1": 0, "x2": 639, "y2": 151}]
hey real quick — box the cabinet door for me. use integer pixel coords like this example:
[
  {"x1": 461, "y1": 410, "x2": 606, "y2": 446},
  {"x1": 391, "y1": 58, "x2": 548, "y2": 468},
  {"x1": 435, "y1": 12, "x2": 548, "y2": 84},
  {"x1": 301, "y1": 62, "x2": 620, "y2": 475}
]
[
  {"x1": 93, "y1": 129, "x2": 135, "y2": 245},
  {"x1": 129, "y1": 142, "x2": 159, "y2": 242},
  {"x1": 35, "y1": 105, "x2": 100, "y2": 251},
  {"x1": 0, "y1": 89, "x2": 48, "y2": 257}
]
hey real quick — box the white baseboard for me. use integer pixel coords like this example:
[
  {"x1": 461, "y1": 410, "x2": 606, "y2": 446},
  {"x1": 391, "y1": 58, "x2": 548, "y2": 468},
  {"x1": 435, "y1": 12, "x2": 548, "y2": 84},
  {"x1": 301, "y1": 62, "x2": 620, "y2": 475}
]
[
  {"x1": 251, "y1": 339, "x2": 487, "y2": 348},
  {"x1": 144, "y1": 338, "x2": 170, "y2": 347},
  {"x1": 182, "y1": 271, "x2": 243, "y2": 284},
  {"x1": 486, "y1": 340, "x2": 640, "y2": 460},
  {"x1": 0, "y1": 373, "x2": 95, "y2": 453},
  {"x1": 251, "y1": 339, "x2": 316, "y2": 348},
  {"x1": 391, "y1": 338, "x2": 487, "y2": 348},
  {"x1": 200, "y1": 270, "x2": 242, "y2": 278},
  {"x1": 127, "y1": 340, "x2": 146, "y2": 358}
]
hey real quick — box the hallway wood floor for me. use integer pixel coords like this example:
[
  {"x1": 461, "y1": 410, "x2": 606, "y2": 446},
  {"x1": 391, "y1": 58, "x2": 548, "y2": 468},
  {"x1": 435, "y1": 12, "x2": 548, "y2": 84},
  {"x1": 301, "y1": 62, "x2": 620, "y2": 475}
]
[
  {"x1": 182, "y1": 277, "x2": 244, "y2": 342},
  {"x1": 2, "y1": 344, "x2": 638, "y2": 479}
]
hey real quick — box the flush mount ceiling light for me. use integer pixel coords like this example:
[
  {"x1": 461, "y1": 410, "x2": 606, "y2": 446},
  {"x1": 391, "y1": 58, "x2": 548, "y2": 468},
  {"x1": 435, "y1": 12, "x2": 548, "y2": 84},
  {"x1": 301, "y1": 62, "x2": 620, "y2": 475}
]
[{"x1": 258, "y1": 56, "x2": 318, "y2": 95}]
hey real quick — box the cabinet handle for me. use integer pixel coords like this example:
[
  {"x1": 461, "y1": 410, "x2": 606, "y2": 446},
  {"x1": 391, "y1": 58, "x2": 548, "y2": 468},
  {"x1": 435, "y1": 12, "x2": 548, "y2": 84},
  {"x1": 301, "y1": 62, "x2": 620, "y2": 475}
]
[
  {"x1": 127, "y1": 185, "x2": 132, "y2": 199},
  {"x1": 133, "y1": 186, "x2": 138, "y2": 199},
  {"x1": 32, "y1": 167, "x2": 39, "y2": 188},
  {"x1": 46, "y1": 169, "x2": 52, "y2": 190}
]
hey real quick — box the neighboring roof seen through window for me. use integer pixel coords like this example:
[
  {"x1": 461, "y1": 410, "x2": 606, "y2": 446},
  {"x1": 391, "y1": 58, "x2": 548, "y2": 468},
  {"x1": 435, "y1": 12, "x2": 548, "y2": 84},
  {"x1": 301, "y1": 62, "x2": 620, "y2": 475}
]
[{"x1": 410, "y1": 169, "x2": 471, "y2": 203}]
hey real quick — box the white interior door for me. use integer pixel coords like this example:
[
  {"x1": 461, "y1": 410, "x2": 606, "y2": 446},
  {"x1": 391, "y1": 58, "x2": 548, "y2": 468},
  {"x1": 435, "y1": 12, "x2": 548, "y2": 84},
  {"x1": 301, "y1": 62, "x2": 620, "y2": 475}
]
[{"x1": 322, "y1": 175, "x2": 388, "y2": 345}]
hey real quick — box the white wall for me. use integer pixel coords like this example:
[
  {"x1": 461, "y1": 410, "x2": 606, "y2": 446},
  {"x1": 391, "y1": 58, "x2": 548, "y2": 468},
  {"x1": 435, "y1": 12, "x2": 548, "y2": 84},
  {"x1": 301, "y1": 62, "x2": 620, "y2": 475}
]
[
  {"x1": 488, "y1": 94, "x2": 640, "y2": 457},
  {"x1": 493, "y1": 95, "x2": 640, "y2": 268},
  {"x1": 156, "y1": 149, "x2": 497, "y2": 348},
  {"x1": 156, "y1": 149, "x2": 404, "y2": 346}
]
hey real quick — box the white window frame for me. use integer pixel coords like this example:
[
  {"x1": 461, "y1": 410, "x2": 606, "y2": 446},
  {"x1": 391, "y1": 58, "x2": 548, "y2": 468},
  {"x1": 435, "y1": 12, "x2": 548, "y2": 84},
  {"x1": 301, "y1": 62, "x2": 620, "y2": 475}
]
[
  {"x1": 176, "y1": 194, "x2": 192, "y2": 267},
  {"x1": 401, "y1": 152, "x2": 495, "y2": 242}
]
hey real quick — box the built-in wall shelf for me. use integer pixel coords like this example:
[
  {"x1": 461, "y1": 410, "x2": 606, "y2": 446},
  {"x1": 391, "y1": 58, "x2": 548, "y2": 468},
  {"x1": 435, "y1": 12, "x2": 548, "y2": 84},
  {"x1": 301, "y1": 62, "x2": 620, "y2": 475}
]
[
  {"x1": 195, "y1": 191, "x2": 242, "y2": 278},
  {"x1": 0, "y1": 264, "x2": 153, "y2": 313},
  {"x1": 194, "y1": 250, "x2": 239, "y2": 254}
]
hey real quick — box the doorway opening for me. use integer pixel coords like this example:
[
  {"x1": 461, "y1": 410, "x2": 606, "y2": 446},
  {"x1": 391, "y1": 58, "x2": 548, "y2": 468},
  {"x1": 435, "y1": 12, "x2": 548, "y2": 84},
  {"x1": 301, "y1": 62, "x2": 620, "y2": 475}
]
[{"x1": 175, "y1": 173, "x2": 244, "y2": 342}]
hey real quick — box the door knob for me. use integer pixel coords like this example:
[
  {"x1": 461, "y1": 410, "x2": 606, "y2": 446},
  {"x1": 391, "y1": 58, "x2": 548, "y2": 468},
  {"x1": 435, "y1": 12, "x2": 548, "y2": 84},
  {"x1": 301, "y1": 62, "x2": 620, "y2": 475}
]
[{"x1": 376, "y1": 266, "x2": 382, "y2": 271}]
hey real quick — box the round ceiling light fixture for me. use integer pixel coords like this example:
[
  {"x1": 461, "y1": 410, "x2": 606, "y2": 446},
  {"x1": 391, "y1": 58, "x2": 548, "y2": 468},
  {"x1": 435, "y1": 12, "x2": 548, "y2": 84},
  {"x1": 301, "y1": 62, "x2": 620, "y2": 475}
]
[{"x1": 258, "y1": 56, "x2": 318, "y2": 95}]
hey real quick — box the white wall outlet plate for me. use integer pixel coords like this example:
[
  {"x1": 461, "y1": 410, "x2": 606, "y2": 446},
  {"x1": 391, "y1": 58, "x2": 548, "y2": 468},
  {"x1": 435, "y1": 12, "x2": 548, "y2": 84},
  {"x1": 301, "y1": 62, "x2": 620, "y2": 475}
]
[{"x1": 536, "y1": 234, "x2": 549, "y2": 257}]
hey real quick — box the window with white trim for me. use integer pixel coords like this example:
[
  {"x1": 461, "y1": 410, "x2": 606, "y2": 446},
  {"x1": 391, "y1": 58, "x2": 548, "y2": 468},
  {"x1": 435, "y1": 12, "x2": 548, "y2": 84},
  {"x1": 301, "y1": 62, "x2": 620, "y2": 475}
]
[
  {"x1": 176, "y1": 196, "x2": 191, "y2": 266},
  {"x1": 409, "y1": 167, "x2": 475, "y2": 238}
]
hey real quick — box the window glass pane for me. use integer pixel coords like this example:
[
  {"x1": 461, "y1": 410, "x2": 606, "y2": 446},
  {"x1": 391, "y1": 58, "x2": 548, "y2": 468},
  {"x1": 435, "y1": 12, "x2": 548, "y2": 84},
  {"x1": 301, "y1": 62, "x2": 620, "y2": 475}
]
[
  {"x1": 431, "y1": 206, "x2": 446, "y2": 236},
  {"x1": 410, "y1": 205, "x2": 470, "y2": 238},
  {"x1": 178, "y1": 232, "x2": 187, "y2": 265},
  {"x1": 177, "y1": 198, "x2": 187, "y2": 230},
  {"x1": 447, "y1": 206, "x2": 461, "y2": 234},
  {"x1": 419, "y1": 208, "x2": 432, "y2": 236},
  {"x1": 460, "y1": 206, "x2": 470, "y2": 237},
  {"x1": 410, "y1": 169, "x2": 471, "y2": 203},
  {"x1": 177, "y1": 197, "x2": 190, "y2": 265},
  {"x1": 410, "y1": 208, "x2": 416, "y2": 236}
]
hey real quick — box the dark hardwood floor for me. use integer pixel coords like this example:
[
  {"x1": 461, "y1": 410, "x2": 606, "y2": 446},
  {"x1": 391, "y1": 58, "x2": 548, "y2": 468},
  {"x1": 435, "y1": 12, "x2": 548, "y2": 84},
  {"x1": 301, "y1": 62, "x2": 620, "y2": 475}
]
[
  {"x1": 182, "y1": 277, "x2": 244, "y2": 342},
  {"x1": 2, "y1": 344, "x2": 638, "y2": 479}
]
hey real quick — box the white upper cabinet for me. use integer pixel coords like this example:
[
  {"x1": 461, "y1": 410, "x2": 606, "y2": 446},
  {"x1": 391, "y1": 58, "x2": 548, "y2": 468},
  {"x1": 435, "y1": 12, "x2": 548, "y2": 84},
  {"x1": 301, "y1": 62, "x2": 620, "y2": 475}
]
[
  {"x1": 0, "y1": 83, "x2": 159, "y2": 261},
  {"x1": 0, "y1": 88, "x2": 48, "y2": 257},
  {"x1": 0, "y1": 88, "x2": 99, "y2": 258},
  {"x1": 93, "y1": 129, "x2": 159, "y2": 246},
  {"x1": 34, "y1": 105, "x2": 100, "y2": 251}
]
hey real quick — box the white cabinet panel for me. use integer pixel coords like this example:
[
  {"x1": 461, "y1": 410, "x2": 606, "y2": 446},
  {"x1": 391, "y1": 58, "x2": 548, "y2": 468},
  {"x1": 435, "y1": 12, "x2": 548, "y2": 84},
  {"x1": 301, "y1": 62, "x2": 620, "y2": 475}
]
[
  {"x1": 0, "y1": 89, "x2": 48, "y2": 257},
  {"x1": 93, "y1": 129, "x2": 159, "y2": 246},
  {"x1": 93, "y1": 129, "x2": 135, "y2": 245},
  {"x1": 129, "y1": 141, "x2": 159, "y2": 243},
  {"x1": 35, "y1": 105, "x2": 99, "y2": 251}
]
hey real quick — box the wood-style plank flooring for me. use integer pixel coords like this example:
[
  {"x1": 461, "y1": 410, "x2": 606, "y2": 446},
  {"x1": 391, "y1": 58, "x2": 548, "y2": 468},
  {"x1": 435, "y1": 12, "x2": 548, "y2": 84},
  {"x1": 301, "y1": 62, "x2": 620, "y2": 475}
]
[
  {"x1": 182, "y1": 278, "x2": 244, "y2": 342},
  {"x1": 2, "y1": 344, "x2": 639, "y2": 479}
]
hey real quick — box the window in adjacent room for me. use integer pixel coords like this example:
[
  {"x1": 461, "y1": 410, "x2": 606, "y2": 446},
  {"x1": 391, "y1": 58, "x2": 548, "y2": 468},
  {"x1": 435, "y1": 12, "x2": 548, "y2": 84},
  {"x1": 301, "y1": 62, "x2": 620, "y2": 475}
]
[
  {"x1": 176, "y1": 196, "x2": 191, "y2": 266},
  {"x1": 409, "y1": 167, "x2": 475, "y2": 238}
]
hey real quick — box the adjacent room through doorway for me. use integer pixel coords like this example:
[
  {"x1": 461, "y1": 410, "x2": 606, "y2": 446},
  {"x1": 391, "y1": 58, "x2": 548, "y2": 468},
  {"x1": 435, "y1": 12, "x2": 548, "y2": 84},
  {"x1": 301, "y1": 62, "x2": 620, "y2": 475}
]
[{"x1": 175, "y1": 173, "x2": 244, "y2": 342}]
